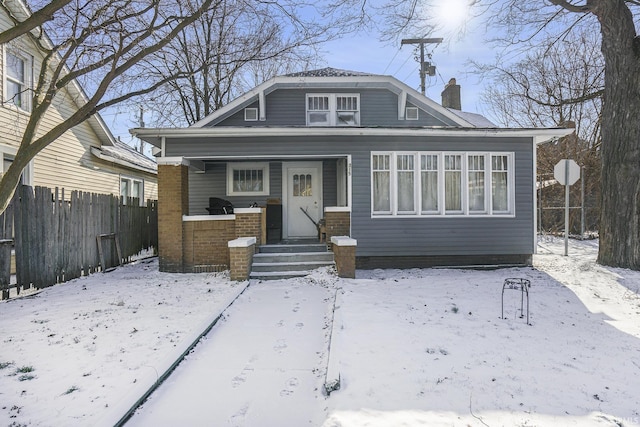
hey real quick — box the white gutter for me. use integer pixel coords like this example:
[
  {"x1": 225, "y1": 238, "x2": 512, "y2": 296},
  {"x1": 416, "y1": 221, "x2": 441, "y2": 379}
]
[{"x1": 132, "y1": 126, "x2": 575, "y2": 147}]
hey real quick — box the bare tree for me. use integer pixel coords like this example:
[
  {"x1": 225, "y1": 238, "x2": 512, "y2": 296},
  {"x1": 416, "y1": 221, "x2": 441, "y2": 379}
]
[
  {"x1": 138, "y1": 0, "x2": 321, "y2": 127},
  {"x1": 478, "y1": 29, "x2": 603, "y2": 235},
  {"x1": 0, "y1": 0, "x2": 338, "y2": 214}
]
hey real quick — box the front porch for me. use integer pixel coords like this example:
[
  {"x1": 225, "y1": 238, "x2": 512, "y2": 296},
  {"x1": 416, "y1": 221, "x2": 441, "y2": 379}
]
[{"x1": 156, "y1": 159, "x2": 355, "y2": 278}]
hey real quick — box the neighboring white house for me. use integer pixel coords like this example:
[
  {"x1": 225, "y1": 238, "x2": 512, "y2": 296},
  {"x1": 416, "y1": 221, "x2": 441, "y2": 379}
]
[{"x1": 0, "y1": 0, "x2": 157, "y2": 203}]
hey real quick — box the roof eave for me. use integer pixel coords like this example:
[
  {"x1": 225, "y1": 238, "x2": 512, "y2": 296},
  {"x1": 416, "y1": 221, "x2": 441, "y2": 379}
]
[{"x1": 132, "y1": 126, "x2": 576, "y2": 148}]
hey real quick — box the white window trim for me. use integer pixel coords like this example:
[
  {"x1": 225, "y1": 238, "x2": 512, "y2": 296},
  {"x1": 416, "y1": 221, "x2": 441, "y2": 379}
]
[
  {"x1": 120, "y1": 176, "x2": 145, "y2": 206},
  {"x1": 0, "y1": 144, "x2": 33, "y2": 186},
  {"x1": 244, "y1": 107, "x2": 258, "y2": 121},
  {"x1": 226, "y1": 162, "x2": 270, "y2": 196},
  {"x1": 306, "y1": 93, "x2": 360, "y2": 127},
  {"x1": 406, "y1": 106, "x2": 419, "y2": 120},
  {"x1": 371, "y1": 151, "x2": 515, "y2": 218},
  {"x1": 3, "y1": 46, "x2": 33, "y2": 113}
]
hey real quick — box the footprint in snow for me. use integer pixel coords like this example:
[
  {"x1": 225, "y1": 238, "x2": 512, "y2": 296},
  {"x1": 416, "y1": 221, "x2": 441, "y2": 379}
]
[
  {"x1": 280, "y1": 377, "x2": 299, "y2": 396},
  {"x1": 273, "y1": 339, "x2": 287, "y2": 353}
]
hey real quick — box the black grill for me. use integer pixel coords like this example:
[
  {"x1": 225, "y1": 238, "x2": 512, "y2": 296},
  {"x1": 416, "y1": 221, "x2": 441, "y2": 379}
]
[{"x1": 206, "y1": 197, "x2": 234, "y2": 215}]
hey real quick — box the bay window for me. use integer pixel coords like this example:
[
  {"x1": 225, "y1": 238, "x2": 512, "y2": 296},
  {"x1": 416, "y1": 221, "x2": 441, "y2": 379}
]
[{"x1": 372, "y1": 151, "x2": 514, "y2": 217}]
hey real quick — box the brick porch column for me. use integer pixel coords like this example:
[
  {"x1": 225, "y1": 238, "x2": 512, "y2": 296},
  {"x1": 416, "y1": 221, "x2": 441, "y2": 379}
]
[
  {"x1": 325, "y1": 207, "x2": 351, "y2": 248},
  {"x1": 228, "y1": 237, "x2": 257, "y2": 281},
  {"x1": 157, "y1": 158, "x2": 189, "y2": 272},
  {"x1": 331, "y1": 236, "x2": 357, "y2": 278}
]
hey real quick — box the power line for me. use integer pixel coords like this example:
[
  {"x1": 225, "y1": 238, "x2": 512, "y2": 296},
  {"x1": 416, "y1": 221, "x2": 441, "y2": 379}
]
[{"x1": 383, "y1": 47, "x2": 402, "y2": 74}]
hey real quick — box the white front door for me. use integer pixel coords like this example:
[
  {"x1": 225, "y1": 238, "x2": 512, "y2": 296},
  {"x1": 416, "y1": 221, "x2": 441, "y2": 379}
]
[{"x1": 283, "y1": 162, "x2": 323, "y2": 239}]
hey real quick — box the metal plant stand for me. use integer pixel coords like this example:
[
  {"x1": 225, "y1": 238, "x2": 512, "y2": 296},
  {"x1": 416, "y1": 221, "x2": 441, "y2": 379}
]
[{"x1": 501, "y1": 278, "x2": 531, "y2": 325}]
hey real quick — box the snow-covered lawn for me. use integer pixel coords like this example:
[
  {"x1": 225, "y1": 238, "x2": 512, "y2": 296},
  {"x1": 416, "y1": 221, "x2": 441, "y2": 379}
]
[{"x1": 1, "y1": 238, "x2": 639, "y2": 427}]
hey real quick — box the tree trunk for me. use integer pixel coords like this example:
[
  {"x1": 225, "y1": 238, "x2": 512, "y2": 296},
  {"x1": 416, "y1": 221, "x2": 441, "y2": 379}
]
[{"x1": 594, "y1": 0, "x2": 640, "y2": 268}]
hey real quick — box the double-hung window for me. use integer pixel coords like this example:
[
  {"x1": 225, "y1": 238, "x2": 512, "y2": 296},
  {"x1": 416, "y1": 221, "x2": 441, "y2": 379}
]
[
  {"x1": 468, "y1": 154, "x2": 486, "y2": 214},
  {"x1": 306, "y1": 94, "x2": 360, "y2": 126},
  {"x1": 4, "y1": 49, "x2": 33, "y2": 111},
  {"x1": 420, "y1": 154, "x2": 439, "y2": 213},
  {"x1": 121, "y1": 177, "x2": 144, "y2": 205},
  {"x1": 492, "y1": 155, "x2": 510, "y2": 213},
  {"x1": 396, "y1": 154, "x2": 415, "y2": 214},
  {"x1": 372, "y1": 154, "x2": 391, "y2": 214},
  {"x1": 372, "y1": 151, "x2": 514, "y2": 217}
]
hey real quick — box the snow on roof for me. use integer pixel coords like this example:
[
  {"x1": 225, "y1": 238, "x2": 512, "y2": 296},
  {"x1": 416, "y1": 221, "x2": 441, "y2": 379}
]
[
  {"x1": 447, "y1": 108, "x2": 496, "y2": 128},
  {"x1": 92, "y1": 140, "x2": 157, "y2": 174},
  {"x1": 284, "y1": 67, "x2": 377, "y2": 78}
]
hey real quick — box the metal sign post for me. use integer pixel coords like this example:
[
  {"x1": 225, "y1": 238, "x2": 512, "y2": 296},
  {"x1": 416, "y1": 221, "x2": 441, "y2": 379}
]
[{"x1": 554, "y1": 159, "x2": 581, "y2": 256}]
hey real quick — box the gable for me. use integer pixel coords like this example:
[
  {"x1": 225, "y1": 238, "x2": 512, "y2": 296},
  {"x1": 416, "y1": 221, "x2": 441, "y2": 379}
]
[{"x1": 192, "y1": 72, "x2": 475, "y2": 129}]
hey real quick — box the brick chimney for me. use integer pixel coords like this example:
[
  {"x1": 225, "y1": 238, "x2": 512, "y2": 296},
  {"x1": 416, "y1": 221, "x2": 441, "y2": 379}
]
[{"x1": 441, "y1": 78, "x2": 461, "y2": 110}]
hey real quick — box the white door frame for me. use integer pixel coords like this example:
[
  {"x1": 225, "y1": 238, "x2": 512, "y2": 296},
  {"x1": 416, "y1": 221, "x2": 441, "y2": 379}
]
[{"x1": 282, "y1": 161, "x2": 323, "y2": 239}]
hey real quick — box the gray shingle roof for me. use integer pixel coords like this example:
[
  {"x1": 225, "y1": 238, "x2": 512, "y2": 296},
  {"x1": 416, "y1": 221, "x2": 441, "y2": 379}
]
[{"x1": 285, "y1": 67, "x2": 377, "y2": 78}]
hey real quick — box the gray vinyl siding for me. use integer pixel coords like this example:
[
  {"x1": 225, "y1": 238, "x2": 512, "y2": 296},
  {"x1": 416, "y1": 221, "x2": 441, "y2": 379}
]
[
  {"x1": 168, "y1": 135, "x2": 534, "y2": 257},
  {"x1": 210, "y1": 88, "x2": 457, "y2": 128},
  {"x1": 188, "y1": 160, "x2": 337, "y2": 214}
]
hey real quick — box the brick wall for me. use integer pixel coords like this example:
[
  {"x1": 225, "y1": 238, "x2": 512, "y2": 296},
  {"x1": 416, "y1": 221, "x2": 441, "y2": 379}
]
[
  {"x1": 158, "y1": 163, "x2": 189, "y2": 272},
  {"x1": 183, "y1": 219, "x2": 236, "y2": 271}
]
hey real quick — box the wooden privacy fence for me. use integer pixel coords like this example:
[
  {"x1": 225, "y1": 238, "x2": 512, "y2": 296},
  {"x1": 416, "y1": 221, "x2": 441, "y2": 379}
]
[{"x1": 0, "y1": 185, "x2": 157, "y2": 298}]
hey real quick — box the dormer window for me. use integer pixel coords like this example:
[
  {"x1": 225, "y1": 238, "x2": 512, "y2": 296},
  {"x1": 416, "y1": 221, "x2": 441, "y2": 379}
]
[{"x1": 306, "y1": 93, "x2": 360, "y2": 126}]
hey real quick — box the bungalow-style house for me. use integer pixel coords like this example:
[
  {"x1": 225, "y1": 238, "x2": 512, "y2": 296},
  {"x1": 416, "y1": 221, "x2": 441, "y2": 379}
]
[
  {"x1": 133, "y1": 68, "x2": 571, "y2": 277},
  {"x1": 0, "y1": 0, "x2": 157, "y2": 203}
]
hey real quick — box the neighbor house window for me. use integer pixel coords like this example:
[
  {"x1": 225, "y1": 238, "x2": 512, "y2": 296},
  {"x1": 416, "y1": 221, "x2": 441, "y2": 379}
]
[
  {"x1": 4, "y1": 49, "x2": 33, "y2": 111},
  {"x1": 121, "y1": 177, "x2": 144, "y2": 205},
  {"x1": 227, "y1": 162, "x2": 270, "y2": 196},
  {"x1": 372, "y1": 151, "x2": 514, "y2": 217},
  {"x1": 0, "y1": 146, "x2": 33, "y2": 185},
  {"x1": 306, "y1": 93, "x2": 360, "y2": 126}
]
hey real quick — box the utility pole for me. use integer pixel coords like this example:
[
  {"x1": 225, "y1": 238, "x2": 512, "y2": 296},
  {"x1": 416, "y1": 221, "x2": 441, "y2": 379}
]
[
  {"x1": 138, "y1": 106, "x2": 145, "y2": 154},
  {"x1": 401, "y1": 38, "x2": 443, "y2": 95}
]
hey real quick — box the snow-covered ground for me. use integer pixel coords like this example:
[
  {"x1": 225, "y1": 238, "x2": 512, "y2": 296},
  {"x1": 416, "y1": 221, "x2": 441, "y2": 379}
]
[{"x1": 1, "y1": 237, "x2": 639, "y2": 427}]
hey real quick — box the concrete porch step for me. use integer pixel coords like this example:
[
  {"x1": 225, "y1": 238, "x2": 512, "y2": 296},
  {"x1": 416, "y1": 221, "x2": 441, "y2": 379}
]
[
  {"x1": 252, "y1": 260, "x2": 334, "y2": 273},
  {"x1": 258, "y1": 244, "x2": 328, "y2": 254},
  {"x1": 249, "y1": 270, "x2": 315, "y2": 280},
  {"x1": 253, "y1": 251, "x2": 334, "y2": 264},
  {"x1": 251, "y1": 244, "x2": 334, "y2": 280}
]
